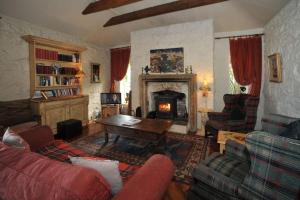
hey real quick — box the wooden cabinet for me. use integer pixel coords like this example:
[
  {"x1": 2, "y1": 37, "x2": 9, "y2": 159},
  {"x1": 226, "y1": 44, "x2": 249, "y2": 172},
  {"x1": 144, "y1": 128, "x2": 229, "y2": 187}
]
[
  {"x1": 31, "y1": 96, "x2": 89, "y2": 134},
  {"x1": 101, "y1": 105, "x2": 120, "y2": 118}
]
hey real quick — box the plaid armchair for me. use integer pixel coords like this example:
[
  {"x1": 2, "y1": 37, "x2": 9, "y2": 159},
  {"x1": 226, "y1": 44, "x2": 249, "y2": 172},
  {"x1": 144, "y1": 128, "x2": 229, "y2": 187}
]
[
  {"x1": 187, "y1": 140, "x2": 250, "y2": 200},
  {"x1": 205, "y1": 94, "x2": 259, "y2": 137},
  {"x1": 188, "y1": 132, "x2": 300, "y2": 200}
]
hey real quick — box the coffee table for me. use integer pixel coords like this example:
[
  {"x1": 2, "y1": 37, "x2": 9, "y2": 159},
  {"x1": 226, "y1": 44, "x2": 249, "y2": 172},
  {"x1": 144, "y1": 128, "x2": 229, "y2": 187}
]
[
  {"x1": 96, "y1": 115, "x2": 173, "y2": 147},
  {"x1": 217, "y1": 131, "x2": 246, "y2": 153}
]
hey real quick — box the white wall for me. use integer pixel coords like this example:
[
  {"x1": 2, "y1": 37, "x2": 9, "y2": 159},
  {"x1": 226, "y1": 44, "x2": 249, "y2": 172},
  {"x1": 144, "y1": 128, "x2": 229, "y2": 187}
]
[
  {"x1": 264, "y1": 0, "x2": 300, "y2": 118},
  {"x1": 213, "y1": 38, "x2": 230, "y2": 112},
  {"x1": 0, "y1": 14, "x2": 110, "y2": 118},
  {"x1": 130, "y1": 20, "x2": 214, "y2": 127}
]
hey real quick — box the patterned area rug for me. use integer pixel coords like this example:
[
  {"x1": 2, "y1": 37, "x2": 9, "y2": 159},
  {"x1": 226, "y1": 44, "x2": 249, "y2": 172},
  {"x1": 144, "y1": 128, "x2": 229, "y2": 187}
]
[{"x1": 71, "y1": 132, "x2": 208, "y2": 183}]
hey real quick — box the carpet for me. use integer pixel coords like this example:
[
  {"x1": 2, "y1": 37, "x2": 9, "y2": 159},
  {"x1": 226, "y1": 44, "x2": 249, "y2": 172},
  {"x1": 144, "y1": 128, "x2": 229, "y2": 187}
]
[{"x1": 71, "y1": 132, "x2": 208, "y2": 183}]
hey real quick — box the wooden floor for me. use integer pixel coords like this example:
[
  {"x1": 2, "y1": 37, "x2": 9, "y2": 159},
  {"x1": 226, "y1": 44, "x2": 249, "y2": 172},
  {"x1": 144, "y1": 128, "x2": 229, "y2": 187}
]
[{"x1": 69, "y1": 122, "x2": 218, "y2": 200}]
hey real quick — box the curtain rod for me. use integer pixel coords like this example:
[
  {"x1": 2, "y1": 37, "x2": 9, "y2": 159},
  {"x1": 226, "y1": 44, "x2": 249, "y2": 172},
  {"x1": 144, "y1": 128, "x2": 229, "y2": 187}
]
[
  {"x1": 214, "y1": 33, "x2": 264, "y2": 40},
  {"x1": 110, "y1": 46, "x2": 131, "y2": 51}
]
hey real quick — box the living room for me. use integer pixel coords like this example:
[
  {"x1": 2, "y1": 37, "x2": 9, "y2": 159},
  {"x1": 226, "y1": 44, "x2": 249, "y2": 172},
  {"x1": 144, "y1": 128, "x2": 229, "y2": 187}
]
[{"x1": 0, "y1": 0, "x2": 299, "y2": 200}]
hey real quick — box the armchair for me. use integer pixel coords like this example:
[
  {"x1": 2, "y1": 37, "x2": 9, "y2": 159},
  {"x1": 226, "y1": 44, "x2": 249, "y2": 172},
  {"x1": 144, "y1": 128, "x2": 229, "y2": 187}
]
[{"x1": 205, "y1": 94, "x2": 259, "y2": 137}]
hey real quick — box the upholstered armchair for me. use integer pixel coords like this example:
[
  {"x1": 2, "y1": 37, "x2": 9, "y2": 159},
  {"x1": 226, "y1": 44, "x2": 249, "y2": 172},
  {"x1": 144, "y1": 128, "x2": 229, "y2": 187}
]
[{"x1": 205, "y1": 94, "x2": 259, "y2": 137}]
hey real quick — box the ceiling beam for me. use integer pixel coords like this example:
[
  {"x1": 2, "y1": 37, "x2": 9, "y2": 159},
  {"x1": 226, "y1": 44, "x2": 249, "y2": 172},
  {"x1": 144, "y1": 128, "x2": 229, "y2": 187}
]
[
  {"x1": 82, "y1": 0, "x2": 142, "y2": 15},
  {"x1": 104, "y1": 0, "x2": 228, "y2": 27}
]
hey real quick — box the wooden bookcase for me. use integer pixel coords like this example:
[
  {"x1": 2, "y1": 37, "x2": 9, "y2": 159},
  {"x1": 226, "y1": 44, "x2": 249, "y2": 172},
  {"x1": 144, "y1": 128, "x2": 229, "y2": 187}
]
[
  {"x1": 22, "y1": 35, "x2": 87, "y2": 99},
  {"x1": 23, "y1": 35, "x2": 89, "y2": 133}
]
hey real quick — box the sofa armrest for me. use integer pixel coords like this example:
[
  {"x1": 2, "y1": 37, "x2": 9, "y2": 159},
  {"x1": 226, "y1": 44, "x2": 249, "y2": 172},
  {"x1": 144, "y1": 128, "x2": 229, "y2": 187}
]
[
  {"x1": 113, "y1": 154, "x2": 174, "y2": 200},
  {"x1": 225, "y1": 140, "x2": 249, "y2": 162},
  {"x1": 17, "y1": 125, "x2": 55, "y2": 152},
  {"x1": 208, "y1": 112, "x2": 230, "y2": 121}
]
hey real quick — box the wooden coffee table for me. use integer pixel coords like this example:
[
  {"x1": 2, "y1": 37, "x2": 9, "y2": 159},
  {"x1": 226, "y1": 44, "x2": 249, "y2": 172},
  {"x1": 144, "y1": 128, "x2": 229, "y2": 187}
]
[
  {"x1": 96, "y1": 115, "x2": 173, "y2": 147},
  {"x1": 217, "y1": 131, "x2": 246, "y2": 153}
]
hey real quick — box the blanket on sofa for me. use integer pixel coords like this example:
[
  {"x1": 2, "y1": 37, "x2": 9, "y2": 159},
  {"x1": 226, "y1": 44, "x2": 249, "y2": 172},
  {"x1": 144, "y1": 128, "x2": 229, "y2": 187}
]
[{"x1": 37, "y1": 140, "x2": 140, "y2": 183}]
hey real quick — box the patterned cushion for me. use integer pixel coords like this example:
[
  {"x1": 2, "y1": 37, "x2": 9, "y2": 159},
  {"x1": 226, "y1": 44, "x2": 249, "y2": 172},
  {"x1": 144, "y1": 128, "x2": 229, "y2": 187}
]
[
  {"x1": 37, "y1": 140, "x2": 140, "y2": 183},
  {"x1": 239, "y1": 131, "x2": 300, "y2": 200}
]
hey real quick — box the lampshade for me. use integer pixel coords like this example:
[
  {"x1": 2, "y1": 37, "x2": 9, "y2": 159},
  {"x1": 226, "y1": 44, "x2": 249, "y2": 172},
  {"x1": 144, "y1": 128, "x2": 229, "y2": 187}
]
[{"x1": 199, "y1": 79, "x2": 211, "y2": 97}]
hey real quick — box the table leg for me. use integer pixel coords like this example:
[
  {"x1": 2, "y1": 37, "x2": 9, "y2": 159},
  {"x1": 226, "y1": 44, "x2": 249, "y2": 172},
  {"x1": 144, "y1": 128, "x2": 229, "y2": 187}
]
[
  {"x1": 114, "y1": 135, "x2": 120, "y2": 143},
  {"x1": 102, "y1": 128, "x2": 109, "y2": 146}
]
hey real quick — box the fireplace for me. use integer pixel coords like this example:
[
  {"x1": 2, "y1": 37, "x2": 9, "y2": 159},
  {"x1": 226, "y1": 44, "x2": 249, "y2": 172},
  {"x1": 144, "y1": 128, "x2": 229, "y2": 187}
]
[
  {"x1": 139, "y1": 74, "x2": 197, "y2": 133},
  {"x1": 153, "y1": 90, "x2": 187, "y2": 121}
]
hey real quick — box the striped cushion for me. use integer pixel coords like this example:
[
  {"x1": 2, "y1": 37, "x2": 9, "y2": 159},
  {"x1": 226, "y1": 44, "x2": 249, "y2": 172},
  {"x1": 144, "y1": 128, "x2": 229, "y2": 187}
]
[{"x1": 239, "y1": 131, "x2": 300, "y2": 200}]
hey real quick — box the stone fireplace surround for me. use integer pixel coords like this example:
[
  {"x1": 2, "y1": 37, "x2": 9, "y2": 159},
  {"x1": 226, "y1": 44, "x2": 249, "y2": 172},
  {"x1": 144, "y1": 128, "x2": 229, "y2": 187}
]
[{"x1": 139, "y1": 74, "x2": 197, "y2": 133}]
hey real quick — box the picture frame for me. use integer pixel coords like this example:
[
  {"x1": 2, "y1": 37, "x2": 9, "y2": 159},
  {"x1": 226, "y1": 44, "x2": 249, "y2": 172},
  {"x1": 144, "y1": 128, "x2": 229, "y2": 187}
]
[
  {"x1": 268, "y1": 53, "x2": 282, "y2": 82},
  {"x1": 91, "y1": 63, "x2": 101, "y2": 83},
  {"x1": 150, "y1": 47, "x2": 184, "y2": 74}
]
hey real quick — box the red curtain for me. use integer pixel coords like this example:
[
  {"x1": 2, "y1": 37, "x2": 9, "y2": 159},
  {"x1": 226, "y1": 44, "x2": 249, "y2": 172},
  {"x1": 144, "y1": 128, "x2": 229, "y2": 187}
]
[
  {"x1": 229, "y1": 36, "x2": 262, "y2": 96},
  {"x1": 110, "y1": 47, "x2": 131, "y2": 92}
]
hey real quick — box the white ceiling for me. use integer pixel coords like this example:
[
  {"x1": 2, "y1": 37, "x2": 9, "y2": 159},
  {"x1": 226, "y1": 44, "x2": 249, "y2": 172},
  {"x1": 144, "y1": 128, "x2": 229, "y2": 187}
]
[{"x1": 0, "y1": 0, "x2": 290, "y2": 47}]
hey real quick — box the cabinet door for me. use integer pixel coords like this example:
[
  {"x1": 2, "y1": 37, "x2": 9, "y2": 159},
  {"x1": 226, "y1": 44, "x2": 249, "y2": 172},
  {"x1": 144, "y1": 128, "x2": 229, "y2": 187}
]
[
  {"x1": 69, "y1": 103, "x2": 85, "y2": 121},
  {"x1": 45, "y1": 106, "x2": 67, "y2": 133}
]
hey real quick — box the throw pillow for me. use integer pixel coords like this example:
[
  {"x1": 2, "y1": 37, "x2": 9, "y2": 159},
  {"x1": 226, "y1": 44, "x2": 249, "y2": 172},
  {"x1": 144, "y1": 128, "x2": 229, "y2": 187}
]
[
  {"x1": 2, "y1": 127, "x2": 30, "y2": 151},
  {"x1": 69, "y1": 156, "x2": 122, "y2": 195},
  {"x1": 280, "y1": 120, "x2": 300, "y2": 140}
]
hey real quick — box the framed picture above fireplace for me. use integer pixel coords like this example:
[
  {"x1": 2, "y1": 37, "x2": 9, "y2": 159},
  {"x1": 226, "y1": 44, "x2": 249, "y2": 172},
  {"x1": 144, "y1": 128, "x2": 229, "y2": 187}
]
[{"x1": 150, "y1": 47, "x2": 184, "y2": 73}]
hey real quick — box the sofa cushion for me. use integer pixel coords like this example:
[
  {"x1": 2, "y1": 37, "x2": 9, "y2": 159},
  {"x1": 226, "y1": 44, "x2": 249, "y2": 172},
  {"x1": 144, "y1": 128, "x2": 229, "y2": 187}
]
[
  {"x1": 18, "y1": 125, "x2": 55, "y2": 151},
  {"x1": 280, "y1": 119, "x2": 300, "y2": 140},
  {"x1": 70, "y1": 157, "x2": 123, "y2": 195},
  {"x1": 0, "y1": 142, "x2": 111, "y2": 200},
  {"x1": 2, "y1": 127, "x2": 30, "y2": 151}
]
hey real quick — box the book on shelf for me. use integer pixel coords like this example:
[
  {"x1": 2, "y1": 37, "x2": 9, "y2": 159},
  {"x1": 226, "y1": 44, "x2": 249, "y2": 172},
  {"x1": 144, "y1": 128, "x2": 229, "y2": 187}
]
[{"x1": 36, "y1": 64, "x2": 78, "y2": 75}]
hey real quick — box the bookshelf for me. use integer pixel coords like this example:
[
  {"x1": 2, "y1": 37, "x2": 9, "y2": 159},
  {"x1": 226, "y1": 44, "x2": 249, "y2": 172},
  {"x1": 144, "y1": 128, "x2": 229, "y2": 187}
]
[
  {"x1": 22, "y1": 35, "x2": 87, "y2": 99},
  {"x1": 22, "y1": 35, "x2": 89, "y2": 133}
]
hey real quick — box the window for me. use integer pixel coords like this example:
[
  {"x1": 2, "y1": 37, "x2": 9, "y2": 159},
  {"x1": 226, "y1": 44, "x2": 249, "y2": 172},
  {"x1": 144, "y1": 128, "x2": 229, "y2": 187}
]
[
  {"x1": 120, "y1": 64, "x2": 131, "y2": 104},
  {"x1": 229, "y1": 63, "x2": 249, "y2": 94}
]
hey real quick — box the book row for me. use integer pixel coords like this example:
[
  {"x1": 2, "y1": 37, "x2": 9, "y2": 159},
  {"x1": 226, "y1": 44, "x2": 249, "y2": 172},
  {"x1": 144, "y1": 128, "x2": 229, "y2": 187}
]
[
  {"x1": 36, "y1": 64, "x2": 78, "y2": 75},
  {"x1": 37, "y1": 76, "x2": 79, "y2": 86}
]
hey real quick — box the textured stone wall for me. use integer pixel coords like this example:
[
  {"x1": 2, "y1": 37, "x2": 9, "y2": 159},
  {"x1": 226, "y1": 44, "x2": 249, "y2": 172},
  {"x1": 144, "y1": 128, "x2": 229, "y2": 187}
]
[
  {"x1": 264, "y1": 0, "x2": 300, "y2": 118},
  {"x1": 130, "y1": 20, "x2": 214, "y2": 129},
  {"x1": 0, "y1": 14, "x2": 110, "y2": 118}
]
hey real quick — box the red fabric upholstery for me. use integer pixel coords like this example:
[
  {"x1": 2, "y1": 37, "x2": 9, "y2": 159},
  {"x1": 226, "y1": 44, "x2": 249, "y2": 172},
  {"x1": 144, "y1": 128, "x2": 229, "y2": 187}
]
[
  {"x1": 17, "y1": 125, "x2": 54, "y2": 152},
  {"x1": 0, "y1": 126, "x2": 174, "y2": 200},
  {"x1": 113, "y1": 154, "x2": 174, "y2": 200},
  {"x1": 0, "y1": 142, "x2": 111, "y2": 200}
]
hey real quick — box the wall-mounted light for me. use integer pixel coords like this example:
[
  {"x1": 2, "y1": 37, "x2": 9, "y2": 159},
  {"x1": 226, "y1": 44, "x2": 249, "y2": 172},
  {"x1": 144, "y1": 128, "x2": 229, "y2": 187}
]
[{"x1": 199, "y1": 79, "x2": 211, "y2": 97}]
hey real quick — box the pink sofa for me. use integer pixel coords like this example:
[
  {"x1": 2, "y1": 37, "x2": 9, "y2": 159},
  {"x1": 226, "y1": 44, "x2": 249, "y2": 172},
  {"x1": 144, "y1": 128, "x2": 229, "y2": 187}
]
[{"x1": 0, "y1": 126, "x2": 174, "y2": 200}]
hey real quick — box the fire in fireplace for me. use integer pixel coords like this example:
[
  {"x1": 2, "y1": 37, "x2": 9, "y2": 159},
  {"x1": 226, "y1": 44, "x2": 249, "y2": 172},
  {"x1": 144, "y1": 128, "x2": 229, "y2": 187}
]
[
  {"x1": 159, "y1": 102, "x2": 171, "y2": 112},
  {"x1": 151, "y1": 90, "x2": 187, "y2": 122}
]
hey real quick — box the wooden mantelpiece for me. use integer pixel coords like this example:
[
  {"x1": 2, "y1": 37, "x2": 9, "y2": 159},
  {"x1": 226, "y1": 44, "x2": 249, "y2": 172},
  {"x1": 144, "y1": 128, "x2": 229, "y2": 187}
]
[{"x1": 139, "y1": 74, "x2": 197, "y2": 132}]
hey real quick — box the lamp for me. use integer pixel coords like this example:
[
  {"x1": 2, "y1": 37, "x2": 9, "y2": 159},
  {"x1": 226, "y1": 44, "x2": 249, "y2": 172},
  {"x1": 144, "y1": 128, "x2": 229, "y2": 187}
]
[
  {"x1": 199, "y1": 79, "x2": 211, "y2": 97},
  {"x1": 76, "y1": 70, "x2": 85, "y2": 77}
]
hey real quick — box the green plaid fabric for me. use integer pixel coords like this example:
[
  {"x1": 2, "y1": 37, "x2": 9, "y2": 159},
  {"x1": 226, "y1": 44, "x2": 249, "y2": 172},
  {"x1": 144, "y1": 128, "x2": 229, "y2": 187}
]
[
  {"x1": 239, "y1": 131, "x2": 300, "y2": 200},
  {"x1": 191, "y1": 141, "x2": 250, "y2": 199}
]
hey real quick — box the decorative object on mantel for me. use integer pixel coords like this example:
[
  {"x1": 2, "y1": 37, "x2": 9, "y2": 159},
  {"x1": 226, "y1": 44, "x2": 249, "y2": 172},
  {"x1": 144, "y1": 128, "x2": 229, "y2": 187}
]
[
  {"x1": 150, "y1": 47, "x2": 184, "y2": 74},
  {"x1": 90, "y1": 63, "x2": 100, "y2": 83},
  {"x1": 268, "y1": 53, "x2": 282, "y2": 83},
  {"x1": 144, "y1": 65, "x2": 150, "y2": 74}
]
